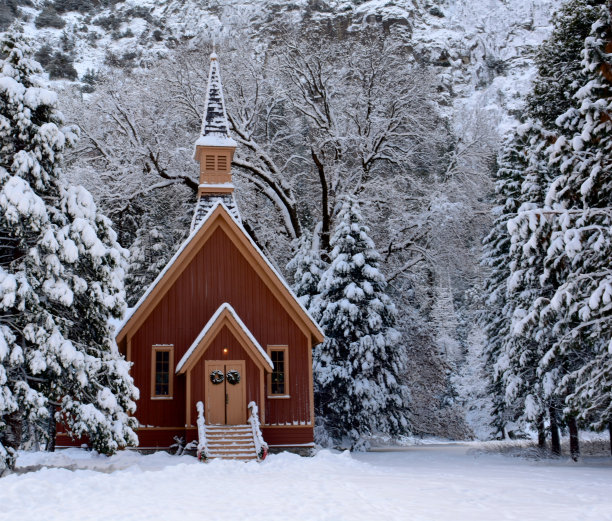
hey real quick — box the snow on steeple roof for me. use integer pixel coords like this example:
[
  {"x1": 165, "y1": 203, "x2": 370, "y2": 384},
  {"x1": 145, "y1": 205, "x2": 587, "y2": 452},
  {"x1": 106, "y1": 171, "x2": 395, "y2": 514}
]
[{"x1": 195, "y1": 51, "x2": 236, "y2": 148}]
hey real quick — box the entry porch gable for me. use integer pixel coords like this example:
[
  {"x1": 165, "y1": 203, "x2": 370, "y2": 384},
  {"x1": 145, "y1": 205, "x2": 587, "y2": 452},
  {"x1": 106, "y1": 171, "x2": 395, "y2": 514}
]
[{"x1": 176, "y1": 303, "x2": 273, "y2": 425}]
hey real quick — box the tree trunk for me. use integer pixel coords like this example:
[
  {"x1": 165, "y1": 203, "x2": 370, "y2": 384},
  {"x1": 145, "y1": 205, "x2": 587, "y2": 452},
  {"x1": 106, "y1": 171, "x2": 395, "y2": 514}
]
[
  {"x1": 549, "y1": 406, "x2": 561, "y2": 456},
  {"x1": 536, "y1": 413, "x2": 546, "y2": 449},
  {"x1": 29, "y1": 422, "x2": 40, "y2": 452},
  {"x1": 568, "y1": 416, "x2": 579, "y2": 462},
  {"x1": 47, "y1": 406, "x2": 56, "y2": 452},
  {"x1": 311, "y1": 148, "x2": 331, "y2": 254},
  {"x1": 1, "y1": 411, "x2": 23, "y2": 472}
]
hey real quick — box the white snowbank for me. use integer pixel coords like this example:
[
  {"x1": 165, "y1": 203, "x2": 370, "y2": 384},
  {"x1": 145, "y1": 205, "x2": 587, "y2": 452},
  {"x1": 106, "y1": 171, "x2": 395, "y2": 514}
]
[{"x1": 4, "y1": 445, "x2": 612, "y2": 521}]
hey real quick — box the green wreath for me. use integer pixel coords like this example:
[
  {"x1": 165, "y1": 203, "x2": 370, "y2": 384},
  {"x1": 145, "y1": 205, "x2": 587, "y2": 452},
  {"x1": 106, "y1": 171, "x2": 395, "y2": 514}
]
[
  {"x1": 226, "y1": 369, "x2": 241, "y2": 385},
  {"x1": 209, "y1": 369, "x2": 224, "y2": 385}
]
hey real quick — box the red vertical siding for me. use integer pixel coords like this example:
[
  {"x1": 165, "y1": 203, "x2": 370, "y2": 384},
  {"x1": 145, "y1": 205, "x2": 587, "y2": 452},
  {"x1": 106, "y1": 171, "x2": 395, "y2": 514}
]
[{"x1": 129, "y1": 225, "x2": 311, "y2": 432}]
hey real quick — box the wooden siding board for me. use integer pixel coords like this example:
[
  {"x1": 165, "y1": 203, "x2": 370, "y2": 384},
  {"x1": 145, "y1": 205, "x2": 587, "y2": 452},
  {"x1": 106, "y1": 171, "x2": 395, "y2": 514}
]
[{"x1": 261, "y1": 427, "x2": 314, "y2": 446}]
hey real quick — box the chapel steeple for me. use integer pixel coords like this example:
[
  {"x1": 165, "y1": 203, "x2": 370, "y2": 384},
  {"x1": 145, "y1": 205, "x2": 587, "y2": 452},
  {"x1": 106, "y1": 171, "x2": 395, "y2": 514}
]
[{"x1": 192, "y1": 52, "x2": 239, "y2": 230}]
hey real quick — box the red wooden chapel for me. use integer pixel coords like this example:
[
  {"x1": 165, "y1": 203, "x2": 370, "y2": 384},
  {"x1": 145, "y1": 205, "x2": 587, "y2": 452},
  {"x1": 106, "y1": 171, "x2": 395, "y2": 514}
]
[{"x1": 113, "y1": 52, "x2": 324, "y2": 450}]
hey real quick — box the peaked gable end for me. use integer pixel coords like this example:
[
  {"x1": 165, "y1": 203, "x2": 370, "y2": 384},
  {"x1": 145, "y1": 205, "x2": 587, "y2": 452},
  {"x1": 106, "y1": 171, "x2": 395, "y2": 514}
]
[
  {"x1": 116, "y1": 203, "x2": 324, "y2": 346},
  {"x1": 176, "y1": 303, "x2": 274, "y2": 374}
]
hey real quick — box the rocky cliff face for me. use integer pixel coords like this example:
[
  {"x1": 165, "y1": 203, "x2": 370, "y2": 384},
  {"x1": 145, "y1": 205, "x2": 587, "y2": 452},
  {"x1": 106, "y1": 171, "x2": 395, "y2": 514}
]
[{"x1": 12, "y1": 0, "x2": 558, "y2": 135}]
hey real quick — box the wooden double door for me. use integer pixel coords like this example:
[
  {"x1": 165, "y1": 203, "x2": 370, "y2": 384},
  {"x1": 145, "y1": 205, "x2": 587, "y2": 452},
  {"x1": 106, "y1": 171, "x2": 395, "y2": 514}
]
[{"x1": 204, "y1": 360, "x2": 246, "y2": 425}]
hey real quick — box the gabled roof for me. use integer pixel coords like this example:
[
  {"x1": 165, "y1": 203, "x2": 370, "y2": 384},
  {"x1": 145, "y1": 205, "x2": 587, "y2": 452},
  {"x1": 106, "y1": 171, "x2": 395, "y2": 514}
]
[
  {"x1": 116, "y1": 201, "x2": 324, "y2": 345},
  {"x1": 176, "y1": 303, "x2": 273, "y2": 374}
]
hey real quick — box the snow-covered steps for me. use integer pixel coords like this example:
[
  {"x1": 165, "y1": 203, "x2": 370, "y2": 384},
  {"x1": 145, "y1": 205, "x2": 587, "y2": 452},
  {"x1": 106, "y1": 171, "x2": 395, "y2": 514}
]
[{"x1": 205, "y1": 425, "x2": 258, "y2": 461}]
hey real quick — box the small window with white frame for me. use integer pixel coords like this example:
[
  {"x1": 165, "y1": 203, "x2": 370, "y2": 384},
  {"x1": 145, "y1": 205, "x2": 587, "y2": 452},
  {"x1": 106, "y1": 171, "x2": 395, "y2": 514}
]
[
  {"x1": 267, "y1": 345, "x2": 289, "y2": 398},
  {"x1": 151, "y1": 345, "x2": 174, "y2": 399}
]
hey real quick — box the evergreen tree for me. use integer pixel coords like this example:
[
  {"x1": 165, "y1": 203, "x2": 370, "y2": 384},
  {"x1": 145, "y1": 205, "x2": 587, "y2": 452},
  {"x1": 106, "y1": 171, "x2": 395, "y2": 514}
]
[
  {"x1": 503, "y1": 122, "x2": 559, "y2": 445},
  {"x1": 481, "y1": 133, "x2": 529, "y2": 438},
  {"x1": 126, "y1": 224, "x2": 172, "y2": 307},
  {"x1": 312, "y1": 198, "x2": 409, "y2": 449},
  {"x1": 482, "y1": 0, "x2": 610, "y2": 458},
  {"x1": 124, "y1": 192, "x2": 188, "y2": 307},
  {"x1": 0, "y1": 27, "x2": 138, "y2": 473},
  {"x1": 286, "y1": 230, "x2": 326, "y2": 311},
  {"x1": 544, "y1": 3, "x2": 612, "y2": 436},
  {"x1": 508, "y1": 1, "x2": 611, "y2": 459},
  {"x1": 528, "y1": 0, "x2": 603, "y2": 129},
  {"x1": 451, "y1": 325, "x2": 495, "y2": 440},
  {"x1": 431, "y1": 278, "x2": 461, "y2": 366}
]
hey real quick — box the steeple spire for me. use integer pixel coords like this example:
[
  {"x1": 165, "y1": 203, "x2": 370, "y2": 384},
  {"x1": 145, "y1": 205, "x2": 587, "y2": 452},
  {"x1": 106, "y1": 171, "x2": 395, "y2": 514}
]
[
  {"x1": 196, "y1": 52, "x2": 235, "y2": 145},
  {"x1": 192, "y1": 52, "x2": 239, "y2": 230}
]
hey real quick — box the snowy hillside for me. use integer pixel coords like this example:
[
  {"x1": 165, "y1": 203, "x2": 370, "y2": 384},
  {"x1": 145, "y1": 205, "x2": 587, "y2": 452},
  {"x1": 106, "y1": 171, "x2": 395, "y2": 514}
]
[
  {"x1": 9, "y1": 0, "x2": 559, "y2": 133},
  {"x1": 412, "y1": 0, "x2": 559, "y2": 132}
]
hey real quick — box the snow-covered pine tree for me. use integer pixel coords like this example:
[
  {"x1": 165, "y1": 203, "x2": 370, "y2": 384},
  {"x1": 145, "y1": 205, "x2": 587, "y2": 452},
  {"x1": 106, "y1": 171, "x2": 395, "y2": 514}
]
[
  {"x1": 528, "y1": 0, "x2": 604, "y2": 130},
  {"x1": 451, "y1": 325, "x2": 495, "y2": 440},
  {"x1": 503, "y1": 122, "x2": 560, "y2": 447},
  {"x1": 122, "y1": 181, "x2": 190, "y2": 306},
  {"x1": 493, "y1": 0, "x2": 610, "y2": 459},
  {"x1": 125, "y1": 218, "x2": 174, "y2": 307},
  {"x1": 54, "y1": 186, "x2": 139, "y2": 455},
  {"x1": 481, "y1": 133, "x2": 529, "y2": 438},
  {"x1": 286, "y1": 230, "x2": 326, "y2": 311},
  {"x1": 312, "y1": 198, "x2": 409, "y2": 449},
  {"x1": 481, "y1": 2, "x2": 608, "y2": 454},
  {"x1": 0, "y1": 27, "x2": 138, "y2": 473},
  {"x1": 544, "y1": 3, "x2": 612, "y2": 442},
  {"x1": 432, "y1": 278, "x2": 461, "y2": 367}
]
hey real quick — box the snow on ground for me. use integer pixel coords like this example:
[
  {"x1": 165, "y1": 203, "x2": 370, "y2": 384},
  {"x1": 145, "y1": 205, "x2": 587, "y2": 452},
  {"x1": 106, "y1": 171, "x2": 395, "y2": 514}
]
[{"x1": 2, "y1": 444, "x2": 611, "y2": 521}]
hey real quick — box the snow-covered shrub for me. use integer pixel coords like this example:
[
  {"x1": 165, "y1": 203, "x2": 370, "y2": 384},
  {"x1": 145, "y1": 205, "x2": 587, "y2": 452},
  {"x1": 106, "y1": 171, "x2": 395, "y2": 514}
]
[{"x1": 34, "y1": 6, "x2": 66, "y2": 30}]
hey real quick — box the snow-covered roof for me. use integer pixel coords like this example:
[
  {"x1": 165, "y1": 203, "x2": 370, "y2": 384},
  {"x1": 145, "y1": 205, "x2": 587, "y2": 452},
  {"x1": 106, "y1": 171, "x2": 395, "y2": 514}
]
[
  {"x1": 198, "y1": 183, "x2": 235, "y2": 189},
  {"x1": 195, "y1": 135, "x2": 237, "y2": 148},
  {"x1": 116, "y1": 201, "x2": 324, "y2": 344},
  {"x1": 190, "y1": 192, "x2": 239, "y2": 232},
  {"x1": 175, "y1": 303, "x2": 273, "y2": 373},
  {"x1": 218, "y1": 201, "x2": 325, "y2": 340}
]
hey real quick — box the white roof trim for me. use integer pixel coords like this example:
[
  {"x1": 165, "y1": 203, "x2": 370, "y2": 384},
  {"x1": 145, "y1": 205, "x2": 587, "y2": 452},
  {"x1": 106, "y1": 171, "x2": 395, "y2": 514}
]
[
  {"x1": 116, "y1": 202, "x2": 221, "y2": 334},
  {"x1": 216, "y1": 201, "x2": 325, "y2": 339},
  {"x1": 117, "y1": 200, "x2": 324, "y2": 340},
  {"x1": 194, "y1": 135, "x2": 237, "y2": 148},
  {"x1": 176, "y1": 303, "x2": 273, "y2": 373},
  {"x1": 198, "y1": 183, "x2": 235, "y2": 189}
]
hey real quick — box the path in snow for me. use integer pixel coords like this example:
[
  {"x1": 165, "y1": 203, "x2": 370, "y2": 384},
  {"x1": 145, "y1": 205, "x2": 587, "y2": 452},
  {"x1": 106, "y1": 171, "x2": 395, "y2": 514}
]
[{"x1": 2, "y1": 444, "x2": 611, "y2": 521}]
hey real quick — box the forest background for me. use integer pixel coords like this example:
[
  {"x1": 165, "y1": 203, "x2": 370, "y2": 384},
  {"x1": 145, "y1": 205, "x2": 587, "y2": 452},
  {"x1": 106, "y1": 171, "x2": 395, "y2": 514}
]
[{"x1": 0, "y1": 0, "x2": 609, "y2": 451}]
